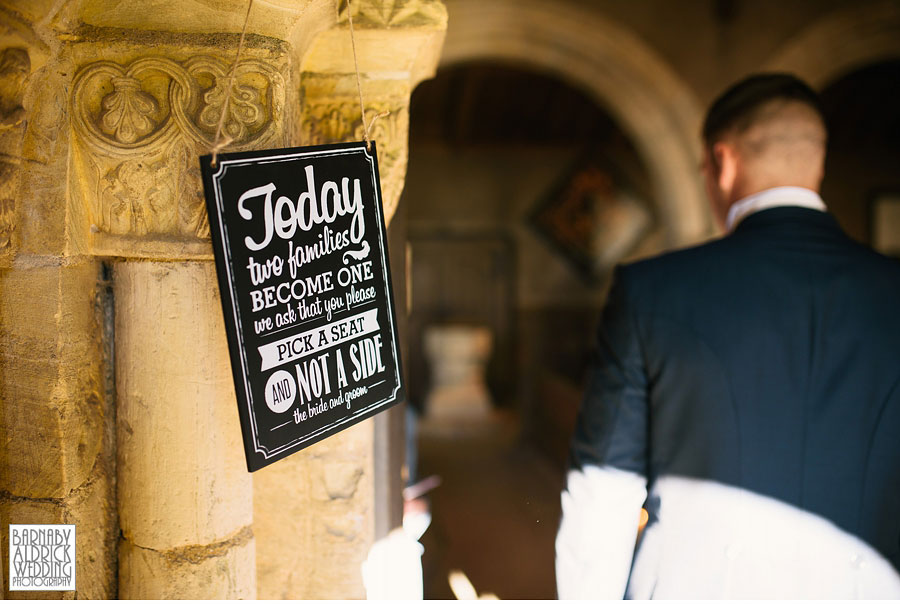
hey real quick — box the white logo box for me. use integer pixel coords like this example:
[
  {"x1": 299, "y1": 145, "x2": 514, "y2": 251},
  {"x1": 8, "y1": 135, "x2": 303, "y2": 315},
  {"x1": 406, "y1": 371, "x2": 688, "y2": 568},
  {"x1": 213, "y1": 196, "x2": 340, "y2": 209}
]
[{"x1": 8, "y1": 524, "x2": 75, "y2": 591}]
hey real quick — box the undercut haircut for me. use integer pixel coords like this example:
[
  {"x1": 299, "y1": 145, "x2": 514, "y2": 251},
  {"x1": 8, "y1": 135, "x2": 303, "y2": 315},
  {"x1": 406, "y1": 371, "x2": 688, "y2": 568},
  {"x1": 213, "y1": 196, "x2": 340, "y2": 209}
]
[{"x1": 702, "y1": 73, "x2": 825, "y2": 145}]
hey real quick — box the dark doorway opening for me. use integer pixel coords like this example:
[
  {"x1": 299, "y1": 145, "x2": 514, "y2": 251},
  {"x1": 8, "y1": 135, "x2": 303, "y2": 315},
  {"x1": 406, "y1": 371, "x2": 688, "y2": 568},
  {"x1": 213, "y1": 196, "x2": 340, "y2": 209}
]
[
  {"x1": 820, "y1": 60, "x2": 900, "y2": 256},
  {"x1": 401, "y1": 61, "x2": 657, "y2": 599}
]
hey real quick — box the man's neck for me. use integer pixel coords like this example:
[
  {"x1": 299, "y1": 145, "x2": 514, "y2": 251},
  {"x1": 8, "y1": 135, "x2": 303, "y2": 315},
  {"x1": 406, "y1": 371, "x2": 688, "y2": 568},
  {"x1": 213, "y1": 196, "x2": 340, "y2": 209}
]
[{"x1": 725, "y1": 186, "x2": 826, "y2": 232}]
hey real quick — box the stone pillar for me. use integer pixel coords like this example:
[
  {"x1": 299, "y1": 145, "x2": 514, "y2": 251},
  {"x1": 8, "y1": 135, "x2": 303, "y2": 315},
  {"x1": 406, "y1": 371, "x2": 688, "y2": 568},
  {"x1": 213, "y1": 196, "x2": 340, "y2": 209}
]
[
  {"x1": 62, "y1": 26, "x2": 289, "y2": 598},
  {"x1": 0, "y1": 261, "x2": 116, "y2": 600},
  {"x1": 253, "y1": 1, "x2": 446, "y2": 598},
  {"x1": 61, "y1": 4, "x2": 293, "y2": 597},
  {"x1": 114, "y1": 262, "x2": 253, "y2": 599},
  {"x1": 0, "y1": 12, "x2": 117, "y2": 598}
]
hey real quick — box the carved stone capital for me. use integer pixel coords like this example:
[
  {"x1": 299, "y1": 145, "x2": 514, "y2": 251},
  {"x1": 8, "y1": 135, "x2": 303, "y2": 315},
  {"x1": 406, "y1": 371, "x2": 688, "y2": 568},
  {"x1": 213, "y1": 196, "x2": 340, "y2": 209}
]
[
  {"x1": 335, "y1": 0, "x2": 448, "y2": 28},
  {"x1": 301, "y1": 91, "x2": 409, "y2": 223},
  {"x1": 72, "y1": 55, "x2": 282, "y2": 154},
  {"x1": 68, "y1": 51, "x2": 286, "y2": 259},
  {"x1": 302, "y1": 0, "x2": 447, "y2": 88}
]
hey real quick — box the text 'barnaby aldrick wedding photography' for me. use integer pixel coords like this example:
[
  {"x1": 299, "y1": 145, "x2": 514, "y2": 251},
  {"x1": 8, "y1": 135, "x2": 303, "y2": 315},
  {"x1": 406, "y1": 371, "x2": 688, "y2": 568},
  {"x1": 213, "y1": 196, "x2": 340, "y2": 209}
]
[{"x1": 9, "y1": 525, "x2": 75, "y2": 591}]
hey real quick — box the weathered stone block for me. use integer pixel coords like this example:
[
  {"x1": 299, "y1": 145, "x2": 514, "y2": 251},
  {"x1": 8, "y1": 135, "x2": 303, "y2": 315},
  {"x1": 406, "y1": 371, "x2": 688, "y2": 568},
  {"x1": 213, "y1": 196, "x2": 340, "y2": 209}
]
[
  {"x1": 64, "y1": 457, "x2": 118, "y2": 600},
  {"x1": 118, "y1": 527, "x2": 255, "y2": 599},
  {"x1": 17, "y1": 65, "x2": 74, "y2": 258},
  {"x1": 255, "y1": 421, "x2": 374, "y2": 599},
  {"x1": 0, "y1": 261, "x2": 105, "y2": 500},
  {"x1": 0, "y1": 450, "x2": 117, "y2": 600}
]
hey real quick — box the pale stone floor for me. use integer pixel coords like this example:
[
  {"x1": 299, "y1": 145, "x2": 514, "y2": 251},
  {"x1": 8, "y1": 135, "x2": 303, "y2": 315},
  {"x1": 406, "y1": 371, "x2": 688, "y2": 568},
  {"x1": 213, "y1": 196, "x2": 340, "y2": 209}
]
[{"x1": 417, "y1": 412, "x2": 565, "y2": 599}]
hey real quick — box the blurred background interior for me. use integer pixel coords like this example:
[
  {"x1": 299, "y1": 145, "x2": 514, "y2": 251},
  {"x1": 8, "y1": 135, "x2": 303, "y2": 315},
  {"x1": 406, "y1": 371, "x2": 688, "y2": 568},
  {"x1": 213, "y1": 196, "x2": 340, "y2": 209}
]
[{"x1": 399, "y1": 1, "x2": 900, "y2": 598}]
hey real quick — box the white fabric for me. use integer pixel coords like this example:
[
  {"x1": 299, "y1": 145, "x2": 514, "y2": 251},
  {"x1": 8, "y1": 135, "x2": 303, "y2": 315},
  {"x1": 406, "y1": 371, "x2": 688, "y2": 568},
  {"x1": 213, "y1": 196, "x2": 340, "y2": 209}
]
[
  {"x1": 555, "y1": 465, "x2": 647, "y2": 599},
  {"x1": 556, "y1": 470, "x2": 900, "y2": 599},
  {"x1": 361, "y1": 527, "x2": 425, "y2": 600},
  {"x1": 725, "y1": 186, "x2": 826, "y2": 232}
]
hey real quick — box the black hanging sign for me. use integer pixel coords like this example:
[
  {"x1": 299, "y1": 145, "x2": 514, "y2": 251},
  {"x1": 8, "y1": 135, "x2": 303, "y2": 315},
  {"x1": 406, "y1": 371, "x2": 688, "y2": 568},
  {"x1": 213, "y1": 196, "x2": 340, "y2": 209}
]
[{"x1": 200, "y1": 142, "x2": 404, "y2": 472}]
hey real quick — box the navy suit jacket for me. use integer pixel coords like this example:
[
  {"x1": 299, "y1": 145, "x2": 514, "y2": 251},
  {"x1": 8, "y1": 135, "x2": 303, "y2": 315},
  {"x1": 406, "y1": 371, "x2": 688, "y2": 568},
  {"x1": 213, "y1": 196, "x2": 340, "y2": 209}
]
[{"x1": 569, "y1": 207, "x2": 900, "y2": 587}]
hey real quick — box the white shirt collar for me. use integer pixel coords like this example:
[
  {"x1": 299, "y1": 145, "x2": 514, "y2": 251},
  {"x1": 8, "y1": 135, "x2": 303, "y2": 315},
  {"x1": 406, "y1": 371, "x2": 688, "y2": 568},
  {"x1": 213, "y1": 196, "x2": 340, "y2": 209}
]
[{"x1": 725, "y1": 186, "x2": 826, "y2": 232}]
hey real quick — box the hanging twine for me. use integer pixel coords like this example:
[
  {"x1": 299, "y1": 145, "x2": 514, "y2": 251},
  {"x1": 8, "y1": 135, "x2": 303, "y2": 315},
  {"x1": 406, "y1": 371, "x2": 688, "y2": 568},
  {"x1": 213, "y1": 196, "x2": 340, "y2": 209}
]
[
  {"x1": 210, "y1": 0, "x2": 255, "y2": 167},
  {"x1": 211, "y1": 0, "x2": 386, "y2": 162},
  {"x1": 346, "y1": 0, "x2": 390, "y2": 150}
]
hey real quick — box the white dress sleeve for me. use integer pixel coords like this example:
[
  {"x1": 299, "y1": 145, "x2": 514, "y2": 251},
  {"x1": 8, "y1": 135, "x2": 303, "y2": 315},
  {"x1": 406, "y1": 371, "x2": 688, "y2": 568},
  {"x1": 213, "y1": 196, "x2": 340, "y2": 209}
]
[{"x1": 555, "y1": 465, "x2": 647, "y2": 600}]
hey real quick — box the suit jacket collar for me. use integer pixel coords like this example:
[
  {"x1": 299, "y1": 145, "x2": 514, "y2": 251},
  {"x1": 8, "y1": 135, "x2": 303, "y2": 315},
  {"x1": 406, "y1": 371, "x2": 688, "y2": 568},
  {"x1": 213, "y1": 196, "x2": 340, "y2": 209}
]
[{"x1": 732, "y1": 206, "x2": 842, "y2": 235}]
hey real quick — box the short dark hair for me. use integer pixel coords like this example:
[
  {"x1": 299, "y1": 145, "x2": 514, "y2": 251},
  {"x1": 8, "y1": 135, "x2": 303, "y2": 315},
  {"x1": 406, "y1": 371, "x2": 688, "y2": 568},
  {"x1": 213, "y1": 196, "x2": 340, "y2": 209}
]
[{"x1": 702, "y1": 73, "x2": 825, "y2": 144}]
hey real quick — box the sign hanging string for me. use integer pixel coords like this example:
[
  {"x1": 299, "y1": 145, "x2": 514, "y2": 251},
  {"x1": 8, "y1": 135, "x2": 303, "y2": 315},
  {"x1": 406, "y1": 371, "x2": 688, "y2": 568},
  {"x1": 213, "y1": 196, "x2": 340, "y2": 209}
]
[
  {"x1": 345, "y1": 0, "x2": 390, "y2": 150},
  {"x1": 210, "y1": 0, "x2": 255, "y2": 167},
  {"x1": 209, "y1": 0, "x2": 389, "y2": 163}
]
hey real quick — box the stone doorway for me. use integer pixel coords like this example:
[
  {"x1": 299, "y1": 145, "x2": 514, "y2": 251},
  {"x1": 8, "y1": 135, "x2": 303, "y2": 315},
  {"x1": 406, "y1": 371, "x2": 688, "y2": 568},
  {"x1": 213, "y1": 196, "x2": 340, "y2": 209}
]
[
  {"x1": 401, "y1": 60, "x2": 661, "y2": 599},
  {"x1": 818, "y1": 59, "x2": 900, "y2": 252}
]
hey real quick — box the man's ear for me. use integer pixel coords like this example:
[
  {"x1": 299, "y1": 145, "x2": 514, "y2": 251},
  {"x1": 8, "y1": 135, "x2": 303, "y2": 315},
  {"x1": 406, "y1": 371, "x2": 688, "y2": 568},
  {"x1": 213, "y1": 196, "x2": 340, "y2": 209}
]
[{"x1": 712, "y1": 141, "x2": 738, "y2": 199}]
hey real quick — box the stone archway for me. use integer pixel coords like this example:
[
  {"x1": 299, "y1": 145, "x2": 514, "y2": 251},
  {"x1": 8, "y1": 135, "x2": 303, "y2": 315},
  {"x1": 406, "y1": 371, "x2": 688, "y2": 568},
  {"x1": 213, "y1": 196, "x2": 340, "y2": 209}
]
[
  {"x1": 440, "y1": 0, "x2": 709, "y2": 245},
  {"x1": 765, "y1": 0, "x2": 900, "y2": 89}
]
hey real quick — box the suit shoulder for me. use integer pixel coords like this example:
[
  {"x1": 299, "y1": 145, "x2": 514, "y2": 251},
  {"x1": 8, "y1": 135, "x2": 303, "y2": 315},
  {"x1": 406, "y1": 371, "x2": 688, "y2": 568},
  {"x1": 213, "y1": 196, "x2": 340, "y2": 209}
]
[
  {"x1": 846, "y1": 238, "x2": 900, "y2": 273},
  {"x1": 844, "y1": 242, "x2": 900, "y2": 291},
  {"x1": 617, "y1": 236, "x2": 733, "y2": 286},
  {"x1": 615, "y1": 228, "x2": 900, "y2": 298}
]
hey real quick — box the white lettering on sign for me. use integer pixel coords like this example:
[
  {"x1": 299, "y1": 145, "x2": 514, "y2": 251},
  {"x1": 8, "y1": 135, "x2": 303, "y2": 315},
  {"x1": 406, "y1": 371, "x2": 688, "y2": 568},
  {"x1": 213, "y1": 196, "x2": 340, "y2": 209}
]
[
  {"x1": 258, "y1": 308, "x2": 380, "y2": 371},
  {"x1": 249, "y1": 269, "x2": 335, "y2": 312},
  {"x1": 295, "y1": 353, "x2": 332, "y2": 404},
  {"x1": 264, "y1": 369, "x2": 296, "y2": 413},
  {"x1": 350, "y1": 334, "x2": 386, "y2": 381},
  {"x1": 237, "y1": 165, "x2": 365, "y2": 252}
]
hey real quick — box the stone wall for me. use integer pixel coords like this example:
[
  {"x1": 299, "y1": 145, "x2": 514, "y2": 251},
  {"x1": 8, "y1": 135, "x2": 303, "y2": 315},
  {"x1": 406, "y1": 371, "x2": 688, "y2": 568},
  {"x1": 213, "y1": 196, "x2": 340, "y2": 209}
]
[{"x1": 0, "y1": 0, "x2": 445, "y2": 598}]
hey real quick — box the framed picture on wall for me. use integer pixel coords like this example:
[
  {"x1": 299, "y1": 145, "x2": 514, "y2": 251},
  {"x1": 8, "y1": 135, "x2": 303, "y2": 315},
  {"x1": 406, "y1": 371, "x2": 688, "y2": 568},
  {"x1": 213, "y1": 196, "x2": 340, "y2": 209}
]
[
  {"x1": 529, "y1": 152, "x2": 653, "y2": 283},
  {"x1": 869, "y1": 192, "x2": 900, "y2": 259}
]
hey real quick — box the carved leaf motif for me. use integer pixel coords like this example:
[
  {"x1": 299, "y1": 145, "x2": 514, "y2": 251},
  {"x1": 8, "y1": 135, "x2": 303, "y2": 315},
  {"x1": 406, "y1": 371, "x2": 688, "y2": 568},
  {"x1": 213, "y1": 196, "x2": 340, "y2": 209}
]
[
  {"x1": 366, "y1": 0, "x2": 405, "y2": 24},
  {"x1": 354, "y1": 109, "x2": 398, "y2": 155},
  {"x1": 303, "y1": 101, "x2": 401, "y2": 157},
  {"x1": 171, "y1": 140, "x2": 209, "y2": 238},
  {"x1": 96, "y1": 139, "x2": 211, "y2": 239},
  {"x1": 144, "y1": 163, "x2": 177, "y2": 235},
  {"x1": 199, "y1": 79, "x2": 264, "y2": 141},
  {"x1": 303, "y1": 101, "x2": 406, "y2": 222},
  {"x1": 320, "y1": 107, "x2": 355, "y2": 143},
  {"x1": 100, "y1": 77, "x2": 159, "y2": 144},
  {"x1": 72, "y1": 56, "x2": 281, "y2": 154},
  {"x1": 100, "y1": 163, "x2": 145, "y2": 236}
]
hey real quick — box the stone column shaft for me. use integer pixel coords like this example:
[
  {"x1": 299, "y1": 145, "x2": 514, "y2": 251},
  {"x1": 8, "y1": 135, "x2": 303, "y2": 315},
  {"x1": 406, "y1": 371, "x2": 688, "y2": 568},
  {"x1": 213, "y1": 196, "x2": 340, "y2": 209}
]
[{"x1": 114, "y1": 261, "x2": 254, "y2": 599}]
